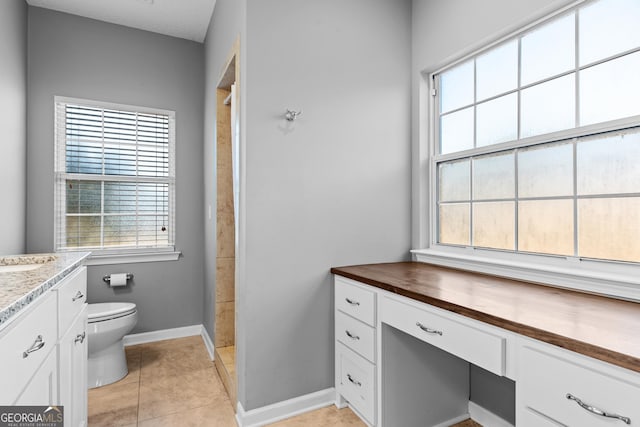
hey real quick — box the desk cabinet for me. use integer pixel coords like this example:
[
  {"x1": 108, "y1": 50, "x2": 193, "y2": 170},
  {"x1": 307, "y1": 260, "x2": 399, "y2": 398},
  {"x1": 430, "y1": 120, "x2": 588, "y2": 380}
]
[
  {"x1": 335, "y1": 277, "x2": 377, "y2": 425},
  {"x1": 381, "y1": 295, "x2": 505, "y2": 377},
  {"x1": 518, "y1": 342, "x2": 640, "y2": 427},
  {"x1": 333, "y1": 268, "x2": 640, "y2": 427}
]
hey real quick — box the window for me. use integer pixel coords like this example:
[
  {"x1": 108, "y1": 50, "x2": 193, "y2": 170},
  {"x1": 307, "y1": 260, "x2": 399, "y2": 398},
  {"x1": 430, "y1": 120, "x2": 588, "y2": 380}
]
[
  {"x1": 54, "y1": 98, "x2": 176, "y2": 256},
  {"x1": 421, "y1": 0, "x2": 640, "y2": 298}
]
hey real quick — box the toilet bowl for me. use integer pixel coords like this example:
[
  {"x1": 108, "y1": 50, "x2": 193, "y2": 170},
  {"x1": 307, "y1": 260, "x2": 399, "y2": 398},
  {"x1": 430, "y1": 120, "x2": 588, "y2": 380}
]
[{"x1": 87, "y1": 302, "x2": 138, "y2": 389}]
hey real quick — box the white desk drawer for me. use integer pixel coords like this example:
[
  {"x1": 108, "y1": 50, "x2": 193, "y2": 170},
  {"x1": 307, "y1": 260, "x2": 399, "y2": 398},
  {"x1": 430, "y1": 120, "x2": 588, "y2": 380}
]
[
  {"x1": 380, "y1": 296, "x2": 505, "y2": 376},
  {"x1": 335, "y1": 278, "x2": 375, "y2": 326},
  {"x1": 520, "y1": 407, "x2": 564, "y2": 427},
  {"x1": 54, "y1": 266, "x2": 87, "y2": 338},
  {"x1": 337, "y1": 342, "x2": 375, "y2": 425},
  {"x1": 0, "y1": 292, "x2": 57, "y2": 404},
  {"x1": 336, "y1": 311, "x2": 375, "y2": 363},
  {"x1": 520, "y1": 346, "x2": 640, "y2": 427}
]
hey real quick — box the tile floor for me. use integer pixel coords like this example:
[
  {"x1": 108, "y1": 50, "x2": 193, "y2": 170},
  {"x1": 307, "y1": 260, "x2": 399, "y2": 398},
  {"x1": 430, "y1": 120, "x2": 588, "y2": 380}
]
[
  {"x1": 88, "y1": 335, "x2": 480, "y2": 426},
  {"x1": 214, "y1": 345, "x2": 236, "y2": 404},
  {"x1": 87, "y1": 336, "x2": 362, "y2": 426}
]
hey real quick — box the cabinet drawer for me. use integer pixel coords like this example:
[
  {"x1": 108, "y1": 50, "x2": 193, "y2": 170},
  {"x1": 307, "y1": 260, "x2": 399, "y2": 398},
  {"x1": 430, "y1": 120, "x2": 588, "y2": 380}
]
[
  {"x1": 335, "y1": 277, "x2": 375, "y2": 326},
  {"x1": 336, "y1": 311, "x2": 375, "y2": 363},
  {"x1": 520, "y1": 346, "x2": 640, "y2": 427},
  {"x1": 337, "y1": 343, "x2": 375, "y2": 425},
  {"x1": 0, "y1": 292, "x2": 57, "y2": 404},
  {"x1": 520, "y1": 407, "x2": 564, "y2": 427},
  {"x1": 380, "y1": 296, "x2": 505, "y2": 376},
  {"x1": 55, "y1": 266, "x2": 87, "y2": 338}
]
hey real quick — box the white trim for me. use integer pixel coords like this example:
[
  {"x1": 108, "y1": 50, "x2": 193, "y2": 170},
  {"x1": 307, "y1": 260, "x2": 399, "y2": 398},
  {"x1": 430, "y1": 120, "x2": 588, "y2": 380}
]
[
  {"x1": 123, "y1": 324, "x2": 203, "y2": 347},
  {"x1": 235, "y1": 388, "x2": 335, "y2": 427},
  {"x1": 84, "y1": 250, "x2": 181, "y2": 265},
  {"x1": 434, "y1": 115, "x2": 640, "y2": 163},
  {"x1": 426, "y1": 0, "x2": 583, "y2": 77},
  {"x1": 412, "y1": 249, "x2": 640, "y2": 301},
  {"x1": 431, "y1": 414, "x2": 470, "y2": 427},
  {"x1": 54, "y1": 95, "x2": 175, "y2": 117},
  {"x1": 122, "y1": 324, "x2": 215, "y2": 360},
  {"x1": 54, "y1": 96, "x2": 177, "y2": 254},
  {"x1": 468, "y1": 401, "x2": 514, "y2": 427},
  {"x1": 420, "y1": 0, "x2": 640, "y2": 301},
  {"x1": 200, "y1": 327, "x2": 215, "y2": 361}
]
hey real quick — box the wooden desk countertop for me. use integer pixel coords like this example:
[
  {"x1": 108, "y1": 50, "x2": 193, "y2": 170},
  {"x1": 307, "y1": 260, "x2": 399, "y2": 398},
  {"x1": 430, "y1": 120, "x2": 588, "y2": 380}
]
[{"x1": 331, "y1": 262, "x2": 640, "y2": 374}]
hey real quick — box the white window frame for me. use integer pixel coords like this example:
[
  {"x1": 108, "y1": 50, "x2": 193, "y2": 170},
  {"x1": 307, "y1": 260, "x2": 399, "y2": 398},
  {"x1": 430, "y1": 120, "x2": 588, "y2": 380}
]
[
  {"x1": 412, "y1": 0, "x2": 640, "y2": 301},
  {"x1": 54, "y1": 96, "x2": 180, "y2": 265}
]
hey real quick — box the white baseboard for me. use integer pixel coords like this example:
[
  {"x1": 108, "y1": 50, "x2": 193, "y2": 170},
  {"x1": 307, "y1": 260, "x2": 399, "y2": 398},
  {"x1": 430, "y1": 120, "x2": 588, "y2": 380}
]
[
  {"x1": 123, "y1": 324, "x2": 205, "y2": 347},
  {"x1": 432, "y1": 413, "x2": 471, "y2": 427},
  {"x1": 200, "y1": 327, "x2": 215, "y2": 360},
  {"x1": 236, "y1": 388, "x2": 335, "y2": 427},
  {"x1": 469, "y1": 401, "x2": 514, "y2": 427}
]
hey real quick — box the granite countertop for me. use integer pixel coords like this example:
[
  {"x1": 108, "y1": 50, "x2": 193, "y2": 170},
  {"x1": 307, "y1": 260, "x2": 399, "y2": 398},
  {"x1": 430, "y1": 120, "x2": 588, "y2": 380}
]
[{"x1": 0, "y1": 251, "x2": 91, "y2": 329}]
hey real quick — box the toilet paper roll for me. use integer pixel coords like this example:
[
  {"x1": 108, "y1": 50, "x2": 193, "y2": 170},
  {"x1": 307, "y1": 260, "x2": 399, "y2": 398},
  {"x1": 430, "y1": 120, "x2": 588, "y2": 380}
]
[{"x1": 109, "y1": 273, "x2": 128, "y2": 287}]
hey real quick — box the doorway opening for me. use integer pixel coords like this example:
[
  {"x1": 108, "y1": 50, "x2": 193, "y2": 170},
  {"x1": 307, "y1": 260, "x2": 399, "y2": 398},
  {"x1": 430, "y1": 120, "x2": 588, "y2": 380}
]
[{"x1": 214, "y1": 41, "x2": 239, "y2": 407}]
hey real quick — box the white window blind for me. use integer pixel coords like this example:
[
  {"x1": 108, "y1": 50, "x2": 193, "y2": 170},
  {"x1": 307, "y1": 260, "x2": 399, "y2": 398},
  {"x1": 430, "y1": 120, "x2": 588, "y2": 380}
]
[{"x1": 54, "y1": 98, "x2": 176, "y2": 253}]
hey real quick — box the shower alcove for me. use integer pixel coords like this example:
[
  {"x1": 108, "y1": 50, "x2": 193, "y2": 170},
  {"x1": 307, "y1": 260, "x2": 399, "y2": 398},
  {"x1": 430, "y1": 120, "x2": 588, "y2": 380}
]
[{"x1": 214, "y1": 40, "x2": 239, "y2": 406}]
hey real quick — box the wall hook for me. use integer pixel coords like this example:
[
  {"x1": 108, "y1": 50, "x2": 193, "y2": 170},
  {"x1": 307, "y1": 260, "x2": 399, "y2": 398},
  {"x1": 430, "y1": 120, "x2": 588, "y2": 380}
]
[{"x1": 285, "y1": 109, "x2": 302, "y2": 121}]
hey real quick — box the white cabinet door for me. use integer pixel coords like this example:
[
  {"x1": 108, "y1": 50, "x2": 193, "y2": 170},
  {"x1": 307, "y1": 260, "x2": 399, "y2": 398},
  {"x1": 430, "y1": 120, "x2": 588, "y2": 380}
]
[
  {"x1": 59, "y1": 305, "x2": 88, "y2": 427},
  {"x1": 14, "y1": 350, "x2": 58, "y2": 405},
  {"x1": 0, "y1": 292, "x2": 57, "y2": 404},
  {"x1": 55, "y1": 266, "x2": 87, "y2": 339}
]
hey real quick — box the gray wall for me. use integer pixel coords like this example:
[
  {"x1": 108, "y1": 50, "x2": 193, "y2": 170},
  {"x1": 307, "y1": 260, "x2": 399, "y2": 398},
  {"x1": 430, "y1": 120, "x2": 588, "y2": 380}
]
[
  {"x1": 240, "y1": 0, "x2": 412, "y2": 410},
  {"x1": 0, "y1": 0, "x2": 27, "y2": 255},
  {"x1": 410, "y1": 0, "x2": 575, "y2": 422},
  {"x1": 27, "y1": 7, "x2": 205, "y2": 333}
]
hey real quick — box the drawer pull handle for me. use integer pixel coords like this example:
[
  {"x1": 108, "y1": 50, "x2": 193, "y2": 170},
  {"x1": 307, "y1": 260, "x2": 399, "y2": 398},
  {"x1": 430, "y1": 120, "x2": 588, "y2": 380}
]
[
  {"x1": 345, "y1": 330, "x2": 360, "y2": 340},
  {"x1": 416, "y1": 322, "x2": 443, "y2": 336},
  {"x1": 566, "y1": 393, "x2": 631, "y2": 425},
  {"x1": 347, "y1": 373, "x2": 362, "y2": 387},
  {"x1": 74, "y1": 332, "x2": 86, "y2": 344},
  {"x1": 72, "y1": 291, "x2": 84, "y2": 301},
  {"x1": 345, "y1": 298, "x2": 360, "y2": 306},
  {"x1": 23, "y1": 335, "x2": 45, "y2": 358}
]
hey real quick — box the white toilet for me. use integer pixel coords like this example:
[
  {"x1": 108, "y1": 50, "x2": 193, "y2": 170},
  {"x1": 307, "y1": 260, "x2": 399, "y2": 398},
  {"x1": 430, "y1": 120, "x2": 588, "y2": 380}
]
[{"x1": 87, "y1": 302, "x2": 138, "y2": 389}]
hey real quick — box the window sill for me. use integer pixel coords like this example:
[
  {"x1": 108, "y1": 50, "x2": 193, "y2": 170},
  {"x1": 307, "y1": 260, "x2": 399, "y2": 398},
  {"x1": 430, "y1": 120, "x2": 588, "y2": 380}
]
[
  {"x1": 411, "y1": 248, "x2": 640, "y2": 302},
  {"x1": 82, "y1": 250, "x2": 181, "y2": 266}
]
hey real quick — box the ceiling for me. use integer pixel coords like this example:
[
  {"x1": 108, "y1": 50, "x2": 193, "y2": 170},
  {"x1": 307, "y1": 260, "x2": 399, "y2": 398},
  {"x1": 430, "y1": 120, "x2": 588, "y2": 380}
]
[{"x1": 25, "y1": 0, "x2": 216, "y2": 42}]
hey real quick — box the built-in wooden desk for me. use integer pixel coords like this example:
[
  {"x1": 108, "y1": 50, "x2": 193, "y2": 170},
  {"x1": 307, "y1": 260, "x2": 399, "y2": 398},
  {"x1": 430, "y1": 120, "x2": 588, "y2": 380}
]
[{"x1": 331, "y1": 262, "x2": 640, "y2": 427}]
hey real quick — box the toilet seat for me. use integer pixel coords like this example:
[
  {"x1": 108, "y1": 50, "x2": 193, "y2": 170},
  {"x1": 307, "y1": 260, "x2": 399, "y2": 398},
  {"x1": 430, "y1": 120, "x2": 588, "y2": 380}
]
[{"x1": 88, "y1": 302, "x2": 137, "y2": 323}]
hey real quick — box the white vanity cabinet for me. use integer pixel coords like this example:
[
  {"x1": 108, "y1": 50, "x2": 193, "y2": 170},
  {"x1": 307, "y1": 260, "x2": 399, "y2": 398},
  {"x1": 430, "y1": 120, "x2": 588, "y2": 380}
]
[
  {"x1": 14, "y1": 349, "x2": 58, "y2": 405},
  {"x1": 53, "y1": 265, "x2": 88, "y2": 427},
  {"x1": 335, "y1": 277, "x2": 377, "y2": 426},
  {"x1": 58, "y1": 305, "x2": 87, "y2": 427},
  {"x1": 0, "y1": 291, "x2": 59, "y2": 404},
  {"x1": 0, "y1": 263, "x2": 87, "y2": 427}
]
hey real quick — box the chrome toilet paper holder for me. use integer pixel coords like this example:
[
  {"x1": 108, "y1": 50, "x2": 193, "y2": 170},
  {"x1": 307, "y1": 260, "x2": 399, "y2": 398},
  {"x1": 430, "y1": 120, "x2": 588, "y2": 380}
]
[{"x1": 102, "y1": 273, "x2": 134, "y2": 284}]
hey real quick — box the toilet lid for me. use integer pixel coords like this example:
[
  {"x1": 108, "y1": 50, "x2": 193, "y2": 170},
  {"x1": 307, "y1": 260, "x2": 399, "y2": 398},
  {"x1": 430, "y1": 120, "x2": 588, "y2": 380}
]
[{"x1": 88, "y1": 302, "x2": 137, "y2": 323}]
